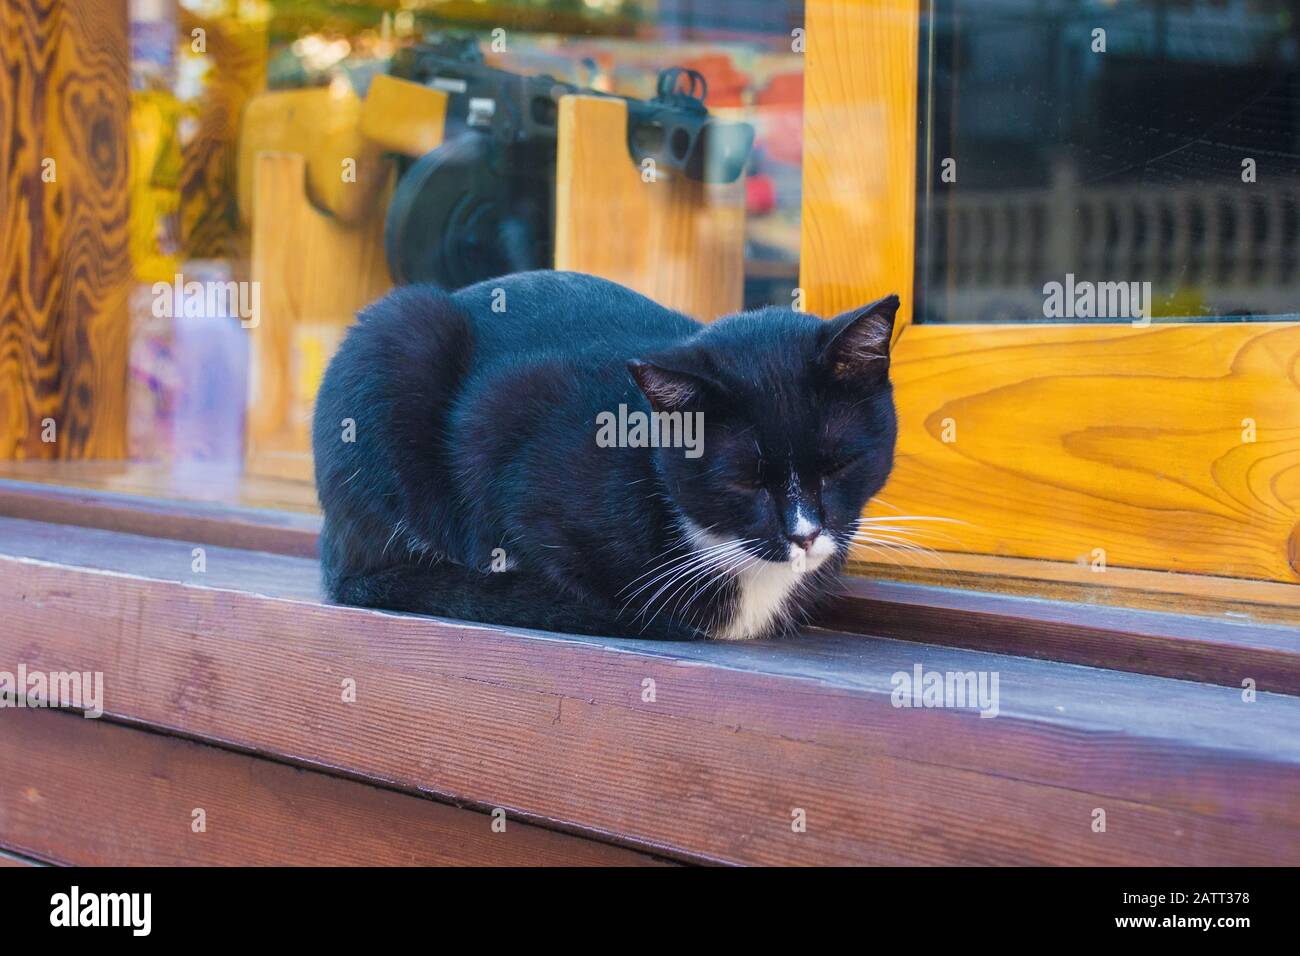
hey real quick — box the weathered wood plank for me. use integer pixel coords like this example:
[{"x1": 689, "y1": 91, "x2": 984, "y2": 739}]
[
  {"x1": 0, "y1": 707, "x2": 666, "y2": 866},
  {"x1": 846, "y1": 550, "x2": 1300, "y2": 626},
  {"x1": 822, "y1": 577, "x2": 1300, "y2": 694},
  {"x1": 1, "y1": 518, "x2": 1297, "y2": 865},
  {"x1": 0, "y1": 491, "x2": 1294, "y2": 692},
  {"x1": 0, "y1": 479, "x2": 320, "y2": 557}
]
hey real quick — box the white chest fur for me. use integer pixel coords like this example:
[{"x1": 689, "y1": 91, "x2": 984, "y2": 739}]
[
  {"x1": 680, "y1": 518, "x2": 832, "y2": 641},
  {"x1": 714, "y1": 557, "x2": 804, "y2": 641}
]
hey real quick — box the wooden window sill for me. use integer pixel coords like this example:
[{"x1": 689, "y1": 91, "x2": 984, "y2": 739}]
[
  {"x1": 1, "y1": 480, "x2": 1299, "y2": 865},
  {"x1": 1, "y1": 475, "x2": 1296, "y2": 691}
]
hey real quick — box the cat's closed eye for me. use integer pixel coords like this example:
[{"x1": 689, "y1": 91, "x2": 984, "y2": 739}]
[
  {"x1": 821, "y1": 451, "x2": 866, "y2": 478},
  {"x1": 727, "y1": 461, "x2": 767, "y2": 492}
]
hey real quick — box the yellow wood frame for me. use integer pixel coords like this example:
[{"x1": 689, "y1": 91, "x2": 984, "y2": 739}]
[{"x1": 800, "y1": 0, "x2": 1300, "y2": 587}]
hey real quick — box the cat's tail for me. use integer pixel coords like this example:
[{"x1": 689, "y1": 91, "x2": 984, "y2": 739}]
[{"x1": 314, "y1": 284, "x2": 475, "y2": 585}]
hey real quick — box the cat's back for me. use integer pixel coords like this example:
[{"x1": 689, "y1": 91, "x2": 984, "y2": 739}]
[{"x1": 452, "y1": 271, "x2": 701, "y2": 366}]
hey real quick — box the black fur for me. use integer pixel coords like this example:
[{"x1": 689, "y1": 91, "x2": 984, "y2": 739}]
[{"x1": 313, "y1": 271, "x2": 898, "y2": 641}]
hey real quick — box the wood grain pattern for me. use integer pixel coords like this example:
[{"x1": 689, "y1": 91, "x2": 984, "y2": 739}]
[
  {"x1": 0, "y1": 707, "x2": 666, "y2": 866},
  {"x1": 554, "y1": 95, "x2": 746, "y2": 322},
  {"x1": 799, "y1": 0, "x2": 917, "y2": 330},
  {"x1": 876, "y1": 322, "x2": 1300, "y2": 583},
  {"x1": 0, "y1": 0, "x2": 131, "y2": 459},
  {"x1": 3, "y1": 517, "x2": 1299, "y2": 866}
]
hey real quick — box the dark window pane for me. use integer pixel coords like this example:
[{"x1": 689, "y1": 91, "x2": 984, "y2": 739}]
[{"x1": 917, "y1": 0, "x2": 1300, "y2": 324}]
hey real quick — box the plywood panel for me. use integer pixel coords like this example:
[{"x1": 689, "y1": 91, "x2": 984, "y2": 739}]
[
  {"x1": 0, "y1": 0, "x2": 131, "y2": 459},
  {"x1": 555, "y1": 95, "x2": 745, "y2": 322}
]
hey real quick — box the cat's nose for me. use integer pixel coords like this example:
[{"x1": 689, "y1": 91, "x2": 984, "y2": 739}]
[{"x1": 787, "y1": 526, "x2": 822, "y2": 552}]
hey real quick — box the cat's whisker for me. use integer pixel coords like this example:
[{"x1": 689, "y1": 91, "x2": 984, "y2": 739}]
[
  {"x1": 848, "y1": 533, "x2": 953, "y2": 570},
  {"x1": 661, "y1": 548, "x2": 746, "y2": 617},
  {"x1": 642, "y1": 539, "x2": 762, "y2": 630},
  {"x1": 617, "y1": 534, "x2": 735, "y2": 597},
  {"x1": 619, "y1": 521, "x2": 722, "y2": 586},
  {"x1": 625, "y1": 540, "x2": 754, "y2": 622},
  {"x1": 853, "y1": 515, "x2": 967, "y2": 544},
  {"x1": 675, "y1": 546, "x2": 765, "y2": 635},
  {"x1": 854, "y1": 514, "x2": 967, "y2": 526},
  {"x1": 850, "y1": 531, "x2": 941, "y2": 552},
  {"x1": 622, "y1": 553, "x2": 734, "y2": 620},
  {"x1": 846, "y1": 541, "x2": 908, "y2": 570},
  {"x1": 620, "y1": 538, "x2": 745, "y2": 604},
  {"x1": 851, "y1": 520, "x2": 960, "y2": 543},
  {"x1": 683, "y1": 546, "x2": 761, "y2": 622},
  {"x1": 655, "y1": 555, "x2": 736, "y2": 619},
  {"x1": 851, "y1": 525, "x2": 962, "y2": 547}
]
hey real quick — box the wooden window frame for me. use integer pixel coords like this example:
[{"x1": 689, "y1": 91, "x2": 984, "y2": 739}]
[{"x1": 800, "y1": 0, "x2": 1300, "y2": 589}]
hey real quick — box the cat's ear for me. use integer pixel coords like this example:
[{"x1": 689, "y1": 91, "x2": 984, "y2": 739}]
[
  {"x1": 627, "y1": 359, "x2": 710, "y2": 412},
  {"x1": 819, "y1": 294, "x2": 900, "y2": 384}
]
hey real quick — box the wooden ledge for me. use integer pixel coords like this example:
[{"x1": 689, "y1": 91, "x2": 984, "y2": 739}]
[
  {"x1": 2, "y1": 516, "x2": 1299, "y2": 865},
  {"x1": 0, "y1": 479, "x2": 320, "y2": 558},
  {"x1": 826, "y1": 577, "x2": 1300, "y2": 695},
  {"x1": 0, "y1": 476, "x2": 1296, "y2": 693}
]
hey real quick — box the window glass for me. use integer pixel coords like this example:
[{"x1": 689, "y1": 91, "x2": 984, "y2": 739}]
[
  {"x1": 917, "y1": 0, "x2": 1300, "y2": 324},
  {"x1": 121, "y1": 0, "x2": 804, "y2": 472}
]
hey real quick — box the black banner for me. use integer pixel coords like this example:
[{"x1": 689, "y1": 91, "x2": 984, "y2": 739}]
[{"x1": 0, "y1": 864, "x2": 1285, "y2": 941}]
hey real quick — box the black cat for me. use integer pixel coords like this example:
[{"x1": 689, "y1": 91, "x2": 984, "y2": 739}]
[{"x1": 313, "y1": 271, "x2": 898, "y2": 641}]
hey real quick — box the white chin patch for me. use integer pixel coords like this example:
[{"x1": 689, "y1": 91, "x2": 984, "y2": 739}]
[{"x1": 681, "y1": 519, "x2": 834, "y2": 641}]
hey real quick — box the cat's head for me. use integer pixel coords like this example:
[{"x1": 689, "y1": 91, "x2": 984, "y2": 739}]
[{"x1": 627, "y1": 294, "x2": 899, "y2": 573}]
